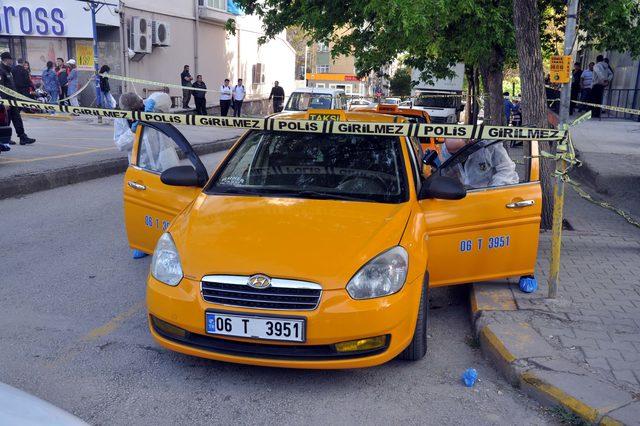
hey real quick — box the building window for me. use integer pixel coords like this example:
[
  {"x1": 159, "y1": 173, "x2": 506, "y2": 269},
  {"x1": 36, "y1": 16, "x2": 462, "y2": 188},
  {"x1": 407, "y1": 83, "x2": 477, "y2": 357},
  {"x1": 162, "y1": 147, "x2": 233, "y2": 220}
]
[
  {"x1": 316, "y1": 65, "x2": 329, "y2": 73},
  {"x1": 317, "y1": 42, "x2": 329, "y2": 53},
  {"x1": 207, "y1": 0, "x2": 227, "y2": 11}
]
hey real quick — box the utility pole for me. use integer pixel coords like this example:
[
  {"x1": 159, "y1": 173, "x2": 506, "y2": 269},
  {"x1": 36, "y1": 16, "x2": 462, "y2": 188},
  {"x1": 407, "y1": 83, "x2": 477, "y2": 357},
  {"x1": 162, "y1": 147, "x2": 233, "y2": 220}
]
[
  {"x1": 79, "y1": 0, "x2": 118, "y2": 111},
  {"x1": 548, "y1": 0, "x2": 579, "y2": 299}
]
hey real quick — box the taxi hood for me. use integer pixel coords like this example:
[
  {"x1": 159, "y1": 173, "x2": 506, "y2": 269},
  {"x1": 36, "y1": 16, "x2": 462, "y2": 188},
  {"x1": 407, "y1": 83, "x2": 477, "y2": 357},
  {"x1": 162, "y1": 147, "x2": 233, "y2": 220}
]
[{"x1": 172, "y1": 195, "x2": 412, "y2": 290}]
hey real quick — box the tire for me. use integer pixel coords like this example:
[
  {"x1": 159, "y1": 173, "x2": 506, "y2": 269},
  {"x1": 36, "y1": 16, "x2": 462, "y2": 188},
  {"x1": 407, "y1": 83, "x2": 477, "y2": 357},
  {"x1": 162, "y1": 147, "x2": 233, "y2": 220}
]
[{"x1": 398, "y1": 277, "x2": 429, "y2": 361}]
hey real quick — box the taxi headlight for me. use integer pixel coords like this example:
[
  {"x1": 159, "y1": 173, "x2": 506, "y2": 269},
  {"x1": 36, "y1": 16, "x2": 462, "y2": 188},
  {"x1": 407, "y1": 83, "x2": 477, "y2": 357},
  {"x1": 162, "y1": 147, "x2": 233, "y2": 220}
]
[
  {"x1": 346, "y1": 246, "x2": 408, "y2": 299},
  {"x1": 151, "y1": 232, "x2": 183, "y2": 286}
]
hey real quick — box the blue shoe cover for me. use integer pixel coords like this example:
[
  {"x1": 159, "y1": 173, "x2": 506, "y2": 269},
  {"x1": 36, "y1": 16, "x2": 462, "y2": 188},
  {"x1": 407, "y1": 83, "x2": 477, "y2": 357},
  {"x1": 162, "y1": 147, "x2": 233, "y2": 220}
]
[
  {"x1": 519, "y1": 276, "x2": 538, "y2": 293},
  {"x1": 133, "y1": 249, "x2": 148, "y2": 259},
  {"x1": 462, "y1": 368, "x2": 478, "y2": 387}
]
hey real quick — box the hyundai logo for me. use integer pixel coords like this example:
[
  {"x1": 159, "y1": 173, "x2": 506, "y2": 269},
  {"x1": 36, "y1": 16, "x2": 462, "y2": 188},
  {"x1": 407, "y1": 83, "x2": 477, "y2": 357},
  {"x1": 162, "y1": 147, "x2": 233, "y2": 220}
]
[{"x1": 247, "y1": 274, "x2": 271, "y2": 289}]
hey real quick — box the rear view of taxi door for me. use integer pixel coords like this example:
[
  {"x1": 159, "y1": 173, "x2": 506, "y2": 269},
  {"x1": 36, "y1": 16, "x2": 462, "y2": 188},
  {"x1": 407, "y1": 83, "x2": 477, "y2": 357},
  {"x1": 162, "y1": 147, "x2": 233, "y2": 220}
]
[
  {"x1": 123, "y1": 123, "x2": 208, "y2": 254},
  {"x1": 422, "y1": 141, "x2": 542, "y2": 287}
]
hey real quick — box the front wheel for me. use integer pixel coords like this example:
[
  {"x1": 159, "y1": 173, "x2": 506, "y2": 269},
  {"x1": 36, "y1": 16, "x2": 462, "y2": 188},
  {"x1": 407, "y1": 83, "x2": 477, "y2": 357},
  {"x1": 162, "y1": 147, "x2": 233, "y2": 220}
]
[{"x1": 398, "y1": 277, "x2": 429, "y2": 361}]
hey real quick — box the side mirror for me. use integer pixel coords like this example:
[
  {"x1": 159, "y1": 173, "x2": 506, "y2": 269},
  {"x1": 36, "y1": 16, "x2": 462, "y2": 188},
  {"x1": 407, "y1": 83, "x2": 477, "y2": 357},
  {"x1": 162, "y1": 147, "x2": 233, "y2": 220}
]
[
  {"x1": 160, "y1": 165, "x2": 201, "y2": 187},
  {"x1": 422, "y1": 149, "x2": 439, "y2": 167},
  {"x1": 419, "y1": 176, "x2": 466, "y2": 200}
]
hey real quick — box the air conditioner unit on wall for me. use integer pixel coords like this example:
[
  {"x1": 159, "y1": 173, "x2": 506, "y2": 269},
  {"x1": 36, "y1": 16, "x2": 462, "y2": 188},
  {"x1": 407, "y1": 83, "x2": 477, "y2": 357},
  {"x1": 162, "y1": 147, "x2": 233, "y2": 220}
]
[
  {"x1": 152, "y1": 21, "x2": 171, "y2": 46},
  {"x1": 131, "y1": 16, "x2": 152, "y2": 54}
]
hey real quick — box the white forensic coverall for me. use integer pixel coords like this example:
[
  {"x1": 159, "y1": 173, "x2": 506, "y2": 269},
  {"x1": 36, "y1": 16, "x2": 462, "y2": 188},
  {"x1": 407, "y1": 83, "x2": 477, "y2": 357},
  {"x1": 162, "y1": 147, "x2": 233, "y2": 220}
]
[
  {"x1": 441, "y1": 140, "x2": 519, "y2": 189},
  {"x1": 113, "y1": 92, "x2": 180, "y2": 171}
]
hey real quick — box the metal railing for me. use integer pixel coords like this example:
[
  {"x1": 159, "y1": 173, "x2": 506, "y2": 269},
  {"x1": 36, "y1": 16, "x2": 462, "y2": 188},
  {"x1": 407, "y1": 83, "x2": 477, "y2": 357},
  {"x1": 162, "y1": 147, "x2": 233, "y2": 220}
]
[{"x1": 602, "y1": 88, "x2": 640, "y2": 121}]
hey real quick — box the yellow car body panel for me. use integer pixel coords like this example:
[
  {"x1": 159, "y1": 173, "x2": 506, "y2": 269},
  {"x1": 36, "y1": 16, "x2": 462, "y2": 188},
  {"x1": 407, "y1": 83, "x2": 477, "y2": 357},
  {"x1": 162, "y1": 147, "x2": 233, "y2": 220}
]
[{"x1": 122, "y1": 110, "x2": 542, "y2": 369}]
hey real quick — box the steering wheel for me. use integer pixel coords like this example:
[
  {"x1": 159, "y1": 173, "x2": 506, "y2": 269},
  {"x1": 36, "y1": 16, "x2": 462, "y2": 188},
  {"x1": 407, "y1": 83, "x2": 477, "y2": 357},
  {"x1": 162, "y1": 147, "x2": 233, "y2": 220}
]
[{"x1": 337, "y1": 174, "x2": 388, "y2": 194}]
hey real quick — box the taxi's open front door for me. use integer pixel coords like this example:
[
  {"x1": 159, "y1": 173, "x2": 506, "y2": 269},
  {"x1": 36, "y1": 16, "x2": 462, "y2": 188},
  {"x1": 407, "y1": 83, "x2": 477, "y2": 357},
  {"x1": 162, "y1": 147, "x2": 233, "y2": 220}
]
[
  {"x1": 421, "y1": 141, "x2": 542, "y2": 287},
  {"x1": 123, "y1": 123, "x2": 208, "y2": 254}
]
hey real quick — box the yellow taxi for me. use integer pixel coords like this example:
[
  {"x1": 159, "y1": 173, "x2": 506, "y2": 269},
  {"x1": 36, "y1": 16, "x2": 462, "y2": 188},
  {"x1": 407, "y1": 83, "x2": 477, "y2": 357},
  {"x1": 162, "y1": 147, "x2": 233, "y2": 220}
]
[{"x1": 123, "y1": 110, "x2": 541, "y2": 369}]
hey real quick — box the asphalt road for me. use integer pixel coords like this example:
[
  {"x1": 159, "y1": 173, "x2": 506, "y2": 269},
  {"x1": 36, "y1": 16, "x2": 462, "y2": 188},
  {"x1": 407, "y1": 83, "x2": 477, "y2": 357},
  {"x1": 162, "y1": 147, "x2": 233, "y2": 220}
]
[{"x1": 0, "y1": 152, "x2": 554, "y2": 425}]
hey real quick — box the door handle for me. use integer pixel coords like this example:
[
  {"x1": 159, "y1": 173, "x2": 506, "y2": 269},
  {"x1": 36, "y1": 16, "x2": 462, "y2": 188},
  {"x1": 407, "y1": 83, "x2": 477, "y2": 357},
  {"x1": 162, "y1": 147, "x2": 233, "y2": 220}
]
[
  {"x1": 128, "y1": 181, "x2": 146, "y2": 191},
  {"x1": 506, "y1": 199, "x2": 535, "y2": 208}
]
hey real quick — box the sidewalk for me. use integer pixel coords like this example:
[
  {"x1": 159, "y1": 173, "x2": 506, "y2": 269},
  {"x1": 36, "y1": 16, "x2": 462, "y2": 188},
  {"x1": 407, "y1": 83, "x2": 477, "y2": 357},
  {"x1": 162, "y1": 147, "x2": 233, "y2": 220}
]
[
  {"x1": 0, "y1": 115, "x2": 243, "y2": 198},
  {"x1": 570, "y1": 117, "x2": 640, "y2": 219},
  {"x1": 471, "y1": 188, "x2": 640, "y2": 424}
]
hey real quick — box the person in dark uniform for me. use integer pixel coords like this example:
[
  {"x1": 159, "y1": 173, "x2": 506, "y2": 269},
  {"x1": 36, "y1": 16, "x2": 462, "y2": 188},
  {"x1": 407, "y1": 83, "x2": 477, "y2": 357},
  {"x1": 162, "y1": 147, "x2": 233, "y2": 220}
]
[
  {"x1": 269, "y1": 81, "x2": 285, "y2": 113},
  {"x1": 570, "y1": 62, "x2": 582, "y2": 115},
  {"x1": 0, "y1": 52, "x2": 36, "y2": 147}
]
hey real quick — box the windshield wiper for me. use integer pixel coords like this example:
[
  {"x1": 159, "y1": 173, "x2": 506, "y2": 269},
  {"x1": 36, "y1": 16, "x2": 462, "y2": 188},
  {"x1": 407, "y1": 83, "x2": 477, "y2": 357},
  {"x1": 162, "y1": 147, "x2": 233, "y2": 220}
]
[
  {"x1": 212, "y1": 186, "x2": 258, "y2": 195},
  {"x1": 294, "y1": 190, "x2": 366, "y2": 201}
]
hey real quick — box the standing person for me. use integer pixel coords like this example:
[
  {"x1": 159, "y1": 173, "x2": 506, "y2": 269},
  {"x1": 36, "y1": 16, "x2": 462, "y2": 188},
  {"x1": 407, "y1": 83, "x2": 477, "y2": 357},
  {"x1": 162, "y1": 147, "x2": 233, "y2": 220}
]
[
  {"x1": 99, "y1": 65, "x2": 113, "y2": 108},
  {"x1": 269, "y1": 81, "x2": 285, "y2": 113},
  {"x1": 66, "y1": 59, "x2": 80, "y2": 107},
  {"x1": 180, "y1": 65, "x2": 193, "y2": 109},
  {"x1": 0, "y1": 52, "x2": 36, "y2": 147},
  {"x1": 604, "y1": 58, "x2": 615, "y2": 80},
  {"x1": 502, "y1": 92, "x2": 513, "y2": 125},
  {"x1": 42, "y1": 61, "x2": 59, "y2": 105},
  {"x1": 219, "y1": 78, "x2": 232, "y2": 116},
  {"x1": 579, "y1": 62, "x2": 594, "y2": 112},
  {"x1": 12, "y1": 58, "x2": 31, "y2": 99},
  {"x1": 570, "y1": 62, "x2": 582, "y2": 115},
  {"x1": 56, "y1": 57, "x2": 65, "y2": 70},
  {"x1": 590, "y1": 55, "x2": 613, "y2": 118},
  {"x1": 57, "y1": 63, "x2": 68, "y2": 105},
  {"x1": 192, "y1": 75, "x2": 208, "y2": 115},
  {"x1": 232, "y1": 78, "x2": 246, "y2": 117}
]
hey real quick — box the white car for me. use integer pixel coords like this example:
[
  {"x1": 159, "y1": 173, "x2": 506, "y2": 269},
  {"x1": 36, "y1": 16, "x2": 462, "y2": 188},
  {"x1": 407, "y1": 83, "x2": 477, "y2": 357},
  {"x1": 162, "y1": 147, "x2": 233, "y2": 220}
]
[
  {"x1": 283, "y1": 87, "x2": 347, "y2": 112},
  {"x1": 380, "y1": 97, "x2": 401, "y2": 105},
  {"x1": 348, "y1": 98, "x2": 375, "y2": 110}
]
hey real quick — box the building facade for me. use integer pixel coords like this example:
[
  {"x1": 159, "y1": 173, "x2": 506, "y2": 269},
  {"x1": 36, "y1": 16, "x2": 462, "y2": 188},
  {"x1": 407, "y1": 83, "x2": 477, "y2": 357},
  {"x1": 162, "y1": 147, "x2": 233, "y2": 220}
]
[
  {"x1": 1, "y1": 0, "x2": 296, "y2": 107},
  {"x1": 305, "y1": 41, "x2": 366, "y2": 95}
]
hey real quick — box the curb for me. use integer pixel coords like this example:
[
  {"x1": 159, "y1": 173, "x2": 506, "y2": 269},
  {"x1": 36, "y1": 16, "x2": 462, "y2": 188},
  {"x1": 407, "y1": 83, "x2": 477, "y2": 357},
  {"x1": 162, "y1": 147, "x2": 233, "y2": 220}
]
[
  {"x1": 0, "y1": 138, "x2": 236, "y2": 199},
  {"x1": 470, "y1": 283, "x2": 638, "y2": 425}
]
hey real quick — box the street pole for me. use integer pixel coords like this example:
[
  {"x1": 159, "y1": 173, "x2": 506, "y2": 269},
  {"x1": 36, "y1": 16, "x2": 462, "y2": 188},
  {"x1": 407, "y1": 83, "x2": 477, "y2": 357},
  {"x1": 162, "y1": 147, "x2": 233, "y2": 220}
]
[
  {"x1": 304, "y1": 45, "x2": 308, "y2": 87},
  {"x1": 548, "y1": 0, "x2": 579, "y2": 299},
  {"x1": 90, "y1": 2, "x2": 103, "y2": 111}
]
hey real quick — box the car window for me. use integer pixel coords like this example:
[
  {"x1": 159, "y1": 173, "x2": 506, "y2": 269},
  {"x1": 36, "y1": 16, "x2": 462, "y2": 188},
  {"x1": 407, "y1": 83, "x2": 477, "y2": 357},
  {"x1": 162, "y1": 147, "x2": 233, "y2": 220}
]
[
  {"x1": 137, "y1": 126, "x2": 191, "y2": 173},
  {"x1": 432, "y1": 139, "x2": 525, "y2": 190},
  {"x1": 208, "y1": 131, "x2": 409, "y2": 203},
  {"x1": 285, "y1": 93, "x2": 333, "y2": 111}
]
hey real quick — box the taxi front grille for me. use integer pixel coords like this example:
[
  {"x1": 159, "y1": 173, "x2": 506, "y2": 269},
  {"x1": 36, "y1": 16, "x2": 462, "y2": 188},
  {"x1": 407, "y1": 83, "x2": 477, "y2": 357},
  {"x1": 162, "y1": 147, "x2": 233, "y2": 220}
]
[
  {"x1": 429, "y1": 116, "x2": 448, "y2": 124},
  {"x1": 200, "y1": 275, "x2": 321, "y2": 311}
]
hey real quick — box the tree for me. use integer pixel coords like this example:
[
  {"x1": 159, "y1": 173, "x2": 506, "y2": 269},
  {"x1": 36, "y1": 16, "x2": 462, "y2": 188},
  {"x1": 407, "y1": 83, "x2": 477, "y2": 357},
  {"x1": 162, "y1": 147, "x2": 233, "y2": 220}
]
[
  {"x1": 226, "y1": 0, "x2": 517, "y2": 125},
  {"x1": 513, "y1": 0, "x2": 554, "y2": 227},
  {"x1": 389, "y1": 67, "x2": 413, "y2": 96}
]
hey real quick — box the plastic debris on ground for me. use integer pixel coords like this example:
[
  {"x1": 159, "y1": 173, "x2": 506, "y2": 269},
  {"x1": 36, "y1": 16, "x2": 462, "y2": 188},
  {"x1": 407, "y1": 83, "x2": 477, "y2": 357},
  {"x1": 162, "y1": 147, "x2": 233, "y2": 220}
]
[
  {"x1": 462, "y1": 368, "x2": 478, "y2": 387},
  {"x1": 518, "y1": 276, "x2": 538, "y2": 293}
]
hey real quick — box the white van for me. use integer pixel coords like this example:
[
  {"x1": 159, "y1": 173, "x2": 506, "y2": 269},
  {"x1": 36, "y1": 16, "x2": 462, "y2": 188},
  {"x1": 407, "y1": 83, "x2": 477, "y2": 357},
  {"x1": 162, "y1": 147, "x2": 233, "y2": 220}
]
[{"x1": 284, "y1": 87, "x2": 347, "y2": 112}]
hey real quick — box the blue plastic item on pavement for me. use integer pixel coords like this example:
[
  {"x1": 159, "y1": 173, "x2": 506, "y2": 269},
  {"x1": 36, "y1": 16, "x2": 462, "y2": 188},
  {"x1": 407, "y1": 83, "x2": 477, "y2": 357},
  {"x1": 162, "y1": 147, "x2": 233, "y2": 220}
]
[
  {"x1": 519, "y1": 276, "x2": 538, "y2": 293},
  {"x1": 462, "y1": 368, "x2": 478, "y2": 387},
  {"x1": 132, "y1": 249, "x2": 148, "y2": 259}
]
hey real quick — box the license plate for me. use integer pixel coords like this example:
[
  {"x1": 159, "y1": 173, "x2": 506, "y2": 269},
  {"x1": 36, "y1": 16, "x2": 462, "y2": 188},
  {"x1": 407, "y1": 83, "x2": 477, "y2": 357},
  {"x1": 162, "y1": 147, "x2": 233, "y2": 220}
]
[{"x1": 205, "y1": 312, "x2": 305, "y2": 343}]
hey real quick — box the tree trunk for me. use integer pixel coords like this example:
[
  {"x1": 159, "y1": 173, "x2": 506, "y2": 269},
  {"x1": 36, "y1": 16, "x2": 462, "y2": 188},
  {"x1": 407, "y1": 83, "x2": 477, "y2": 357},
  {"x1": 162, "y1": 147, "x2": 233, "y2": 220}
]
[
  {"x1": 479, "y1": 45, "x2": 505, "y2": 126},
  {"x1": 513, "y1": 0, "x2": 554, "y2": 229},
  {"x1": 464, "y1": 65, "x2": 474, "y2": 125}
]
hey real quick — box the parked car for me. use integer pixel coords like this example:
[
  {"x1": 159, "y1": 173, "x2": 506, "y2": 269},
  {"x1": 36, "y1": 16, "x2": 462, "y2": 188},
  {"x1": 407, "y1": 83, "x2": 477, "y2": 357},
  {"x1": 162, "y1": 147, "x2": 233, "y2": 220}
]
[{"x1": 283, "y1": 87, "x2": 347, "y2": 112}]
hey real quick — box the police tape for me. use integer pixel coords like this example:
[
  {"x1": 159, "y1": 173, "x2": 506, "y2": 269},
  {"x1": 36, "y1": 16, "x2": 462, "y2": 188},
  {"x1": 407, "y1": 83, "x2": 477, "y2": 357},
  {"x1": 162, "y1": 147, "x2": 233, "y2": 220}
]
[
  {"x1": 544, "y1": 84, "x2": 640, "y2": 116},
  {"x1": 0, "y1": 97, "x2": 568, "y2": 141}
]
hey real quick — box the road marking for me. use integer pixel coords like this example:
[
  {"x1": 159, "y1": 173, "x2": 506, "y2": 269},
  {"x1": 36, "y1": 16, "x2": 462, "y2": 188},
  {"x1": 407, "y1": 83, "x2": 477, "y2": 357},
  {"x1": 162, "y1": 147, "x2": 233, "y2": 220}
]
[
  {"x1": 0, "y1": 147, "x2": 116, "y2": 164},
  {"x1": 46, "y1": 301, "x2": 145, "y2": 368},
  {"x1": 82, "y1": 301, "x2": 146, "y2": 342}
]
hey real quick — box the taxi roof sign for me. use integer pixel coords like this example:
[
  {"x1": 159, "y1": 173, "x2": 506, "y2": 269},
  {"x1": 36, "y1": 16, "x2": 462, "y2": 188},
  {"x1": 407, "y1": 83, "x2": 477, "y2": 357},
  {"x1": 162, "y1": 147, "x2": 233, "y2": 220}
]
[
  {"x1": 306, "y1": 109, "x2": 345, "y2": 121},
  {"x1": 376, "y1": 104, "x2": 399, "y2": 112}
]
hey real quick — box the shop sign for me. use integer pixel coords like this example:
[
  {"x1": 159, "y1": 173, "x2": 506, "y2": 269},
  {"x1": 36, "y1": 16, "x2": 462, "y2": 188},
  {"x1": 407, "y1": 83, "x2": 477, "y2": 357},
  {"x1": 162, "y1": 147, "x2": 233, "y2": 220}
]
[{"x1": 0, "y1": 1, "x2": 98, "y2": 38}]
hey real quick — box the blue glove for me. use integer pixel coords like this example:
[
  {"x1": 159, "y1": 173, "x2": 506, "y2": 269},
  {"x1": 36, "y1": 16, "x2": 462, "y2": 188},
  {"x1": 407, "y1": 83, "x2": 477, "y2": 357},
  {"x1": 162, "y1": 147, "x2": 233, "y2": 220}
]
[
  {"x1": 144, "y1": 98, "x2": 156, "y2": 112},
  {"x1": 131, "y1": 121, "x2": 140, "y2": 132}
]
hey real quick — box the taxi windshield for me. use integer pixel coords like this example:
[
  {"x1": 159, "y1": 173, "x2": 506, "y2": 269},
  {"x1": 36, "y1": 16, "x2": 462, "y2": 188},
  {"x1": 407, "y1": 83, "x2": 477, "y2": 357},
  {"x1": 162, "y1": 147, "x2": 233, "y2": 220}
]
[
  {"x1": 285, "y1": 93, "x2": 333, "y2": 111},
  {"x1": 207, "y1": 131, "x2": 409, "y2": 203}
]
